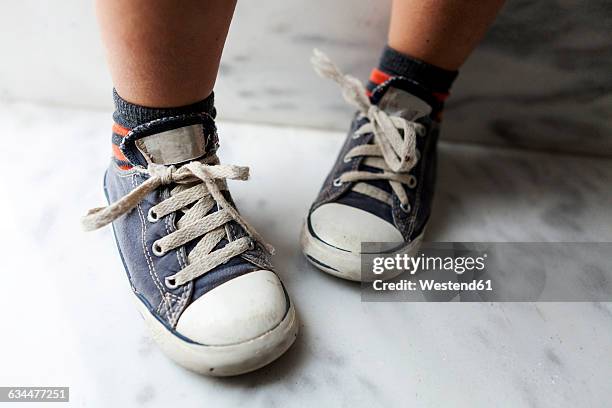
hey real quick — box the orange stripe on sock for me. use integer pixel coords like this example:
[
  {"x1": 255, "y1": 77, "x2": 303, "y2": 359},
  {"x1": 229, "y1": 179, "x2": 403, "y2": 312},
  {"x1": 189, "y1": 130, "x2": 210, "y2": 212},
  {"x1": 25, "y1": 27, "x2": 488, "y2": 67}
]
[
  {"x1": 369, "y1": 68, "x2": 391, "y2": 86},
  {"x1": 112, "y1": 123, "x2": 131, "y2": 137},
  {"x1": 432, "y1": 92, "x2": 450, "y2": 102},
  {"x1": 112, "y1": 144, "x2": 128, "y2": 162},
  {"x1": 118, "y1": 164, "x2": 133, "y2": 170}
]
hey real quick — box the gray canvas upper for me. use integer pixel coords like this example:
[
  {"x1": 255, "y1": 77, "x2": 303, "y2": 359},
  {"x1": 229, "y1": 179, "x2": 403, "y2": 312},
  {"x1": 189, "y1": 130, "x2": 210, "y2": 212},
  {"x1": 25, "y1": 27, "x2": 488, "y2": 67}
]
[{"x1": 105, "y1": 113, "x2": 277, "y2": 331}]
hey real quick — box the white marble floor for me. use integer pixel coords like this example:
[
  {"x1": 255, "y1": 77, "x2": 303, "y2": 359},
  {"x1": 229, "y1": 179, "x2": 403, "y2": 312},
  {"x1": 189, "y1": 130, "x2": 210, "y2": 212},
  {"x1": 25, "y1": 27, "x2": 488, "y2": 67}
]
[{"x1": 0, "y1": 102, "x2": 611, "y2": 407}]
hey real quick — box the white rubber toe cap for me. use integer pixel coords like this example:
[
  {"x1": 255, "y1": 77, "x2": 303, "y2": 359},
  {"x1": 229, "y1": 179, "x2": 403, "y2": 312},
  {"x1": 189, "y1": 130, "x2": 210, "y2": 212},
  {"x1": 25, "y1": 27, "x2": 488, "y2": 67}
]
[
  {"x1": 310, "y1": 203, "x2": 403, "y2": 252},
  {"x1": 176, "y1": 270, "x2": 288, "y2": 346}
]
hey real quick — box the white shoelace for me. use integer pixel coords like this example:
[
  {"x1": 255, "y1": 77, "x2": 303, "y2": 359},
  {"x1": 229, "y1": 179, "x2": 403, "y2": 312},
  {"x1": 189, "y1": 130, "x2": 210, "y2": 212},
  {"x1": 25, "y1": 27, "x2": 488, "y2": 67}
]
[
  {"x1": 311, "y1": 49, "x2": 426, "y2": 210},
  {"x1": 82, "y1": 156, "x2": 273, "y2": 288}
]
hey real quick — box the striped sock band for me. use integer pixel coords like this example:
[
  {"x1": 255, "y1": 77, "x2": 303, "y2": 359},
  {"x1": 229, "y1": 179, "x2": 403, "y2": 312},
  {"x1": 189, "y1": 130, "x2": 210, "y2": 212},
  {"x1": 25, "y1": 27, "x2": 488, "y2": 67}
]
[
  {"x1": 111, "y1": 122, "x2": 132, "y2": 170},
  {"x1": 111, "y1": 89, "x2": 215, "y2": 169},
  {"x1": 367, "y1": 45, "x2": 458, "y2": 120}
]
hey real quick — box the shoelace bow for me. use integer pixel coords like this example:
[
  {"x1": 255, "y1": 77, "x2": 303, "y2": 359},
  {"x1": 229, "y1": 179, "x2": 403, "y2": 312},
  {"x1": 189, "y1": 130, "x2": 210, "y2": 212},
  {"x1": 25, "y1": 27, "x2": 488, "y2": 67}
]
[
  {"x1": 82, "y1": 159, "x2": 273, "y2": 288},
  {"x1": 311, "y1": 49, "x2": 425, "y2": 210}
]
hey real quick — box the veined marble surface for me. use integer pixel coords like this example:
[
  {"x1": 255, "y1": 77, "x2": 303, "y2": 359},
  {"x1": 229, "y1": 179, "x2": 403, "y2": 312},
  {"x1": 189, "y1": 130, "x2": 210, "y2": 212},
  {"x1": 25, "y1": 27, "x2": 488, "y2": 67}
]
[{"x1": 0, "y1": 102, "x2": 611, "y2": 407}]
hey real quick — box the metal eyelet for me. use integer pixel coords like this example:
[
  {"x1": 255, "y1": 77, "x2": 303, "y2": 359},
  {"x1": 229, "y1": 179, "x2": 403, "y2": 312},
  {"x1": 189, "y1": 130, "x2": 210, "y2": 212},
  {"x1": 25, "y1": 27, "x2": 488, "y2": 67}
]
[
  {"x1": 417, "y1": 126, "x2": 426, "y2": 136},
  {"x1": 343, "y1": 156, "x2": 352, "y2": 163},
  {"x1": 152, "y1": 241, "x2": 165, "y2": 257},
  {"x1": 352, "y1": 132, "x2": 362, "y2": 139},
  {"x1": 248, "y1": 240, "x2": 256, "y2": 250},
  {"x1": 333, "y1": 178, "x2": 343, "y2": 187},
  {"x1": 407, "y1": 175, "x2": 418, "y2": 189},
  {"x1": 147, "y1": 208, "x2": 159, "y2": 223},
  {"x1": 400, "y1": 202, "x2": 411, "y2": 213},
  {"x1": 165, "y1": 276, "x2": 178, "y2": 289}
]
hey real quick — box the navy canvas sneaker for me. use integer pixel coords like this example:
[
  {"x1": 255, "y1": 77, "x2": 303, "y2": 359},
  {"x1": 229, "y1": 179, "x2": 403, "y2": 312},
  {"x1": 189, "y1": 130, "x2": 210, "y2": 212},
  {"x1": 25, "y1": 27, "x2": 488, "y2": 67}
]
[
  {"x1": 301, "y1": 51, "x2": 439, "y2": 281},
  {"x1": 83, "y1": 112, "x2": 298, "y2": 376}
]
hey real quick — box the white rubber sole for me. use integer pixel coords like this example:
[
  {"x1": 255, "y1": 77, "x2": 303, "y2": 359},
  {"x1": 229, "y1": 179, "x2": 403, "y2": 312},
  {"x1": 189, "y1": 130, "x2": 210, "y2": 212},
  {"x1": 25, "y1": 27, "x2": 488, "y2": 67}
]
[
  {"x1": 133, "y1": 293, "x2": 298, "y2": 376},
  {"x1": 300, "y1": 220, "x2": 425, "y2": 282}
]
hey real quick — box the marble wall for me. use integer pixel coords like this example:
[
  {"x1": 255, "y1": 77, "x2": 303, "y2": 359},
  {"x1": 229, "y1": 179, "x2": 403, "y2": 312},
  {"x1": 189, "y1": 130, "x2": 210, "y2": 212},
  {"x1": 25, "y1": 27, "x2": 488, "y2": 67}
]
[
  {"x1": 2, "y1": 0, "x2": 610, "y2": 155},
  {"x1": 443, "y1": 0, "x2": 612, "y2": 156}
]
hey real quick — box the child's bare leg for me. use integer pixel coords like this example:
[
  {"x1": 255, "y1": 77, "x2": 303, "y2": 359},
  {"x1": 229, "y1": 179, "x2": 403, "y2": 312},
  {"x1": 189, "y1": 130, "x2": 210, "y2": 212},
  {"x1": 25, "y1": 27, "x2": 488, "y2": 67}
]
[
  {"x1": 96, "y1": 0, "x2": 236, "y2": 107},
  {"x1": 388, "y1": 0, "x2": 506, "y2": 70}
]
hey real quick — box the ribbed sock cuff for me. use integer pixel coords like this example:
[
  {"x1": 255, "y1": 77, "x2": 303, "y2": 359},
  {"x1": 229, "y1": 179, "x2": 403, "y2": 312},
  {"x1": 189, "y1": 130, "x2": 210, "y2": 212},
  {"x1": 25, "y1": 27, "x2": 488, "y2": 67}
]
[
  {"x1": 378, "y1": 45, "x2": 458, "y2": 93},
  {"x1": 112, "y1": 89, "x2": 216, "y2": 129}
]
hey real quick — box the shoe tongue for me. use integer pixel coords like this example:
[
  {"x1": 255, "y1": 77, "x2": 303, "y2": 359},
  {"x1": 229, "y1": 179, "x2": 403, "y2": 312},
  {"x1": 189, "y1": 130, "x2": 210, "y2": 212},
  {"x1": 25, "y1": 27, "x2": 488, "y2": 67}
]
[
  {"x1": 371, "y1": 77, "x2": 432, "y2": 121},
  {"x1": 121, "y1": 113, "x2": 219, "y2": 167}
]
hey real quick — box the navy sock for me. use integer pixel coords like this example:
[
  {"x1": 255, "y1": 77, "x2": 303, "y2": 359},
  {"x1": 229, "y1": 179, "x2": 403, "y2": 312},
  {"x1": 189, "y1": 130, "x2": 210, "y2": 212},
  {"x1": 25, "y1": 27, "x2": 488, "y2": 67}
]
[
  {"x1": 112, "y1": 89, "x2": 216, "y2": 128},
  {"x1": 367, "y1": 45, "x2": 458, "y2": 120},
  {"x1": 111, "y1": 90, "x2": 216, "y2": 169}
]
